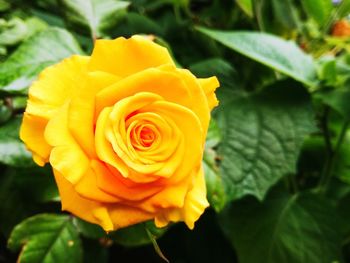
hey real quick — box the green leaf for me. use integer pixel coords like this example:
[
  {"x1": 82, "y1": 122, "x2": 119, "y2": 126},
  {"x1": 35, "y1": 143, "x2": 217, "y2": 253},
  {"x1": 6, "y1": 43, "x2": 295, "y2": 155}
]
[
  {"x1": 0, "y1": 18, "x2": 28, "y2": 46},
  {"x1": 218, "y1": 80, "x2": 316, "y2": 200},
  {"x1": 236, "y1": 0, "x2": 253, "y2": 17},
  {"x1": 25, "y1": 17, "x2": 48, "y2": 38},
  {"x1": 73, "y1": 217, "x2": 106, "y2": 239},
  {"x1": 0, "y1": 0, "x2": 10, "y2": 11},
  {"x1": 60, "y1": 0, "x2": 130, "y2": 37},
  {"x1": 219, "y1": 191, "x2": 342, "y2": 263},
  {"x1": 255, "y1": 0, "x2": 299, "y2": 33},
  {"x1": 206, "y1": 118, "x2": 221, "y2": 149},
  {"x1": 0, "y1": 116, "x2": 34, "y2": 167},
  {"x1": 203, "y1": 150, "x2": 226, "y2": 212},
  {"x1": 8, "y1": 214, "x2": 82, "y2": 263},
  {"x1": 336, "y1": 0, "x2": 350, "y2": 19},
  {"x1": 270, "y1": 0, "x2": 299, "y2": 30},
  {"x1": 336, "y1": 183, "x2": 350, "y2": 238},
  {"x1": 316, "y1": 56, "x2": 337, "y2": 86},
  {"x1": 203, "y1": 119, "x2": 226, "y2": 212},
  {"x1": 0, "y1": 100, "x2": 11, "y2": 124},
  {"x1": 315, "y1": 89, "x2": 350, "y2": 120},
  {"x1": 196, "y1": 27, "x2": 317, "y2": 86},
  {"x1": 109, "y1": 221, "x2": 167, "y2": 247},
  {"x1": 125, "y1": 12, "x2": 164, "y2": 36},
  {"x1": 301, "y1": 0, "x2": 333, "y2": 26},
  {"x1": 190, "y1": 58, "x2": 240, "y2": 91},
  {"x1": 31, "y1": 9, "x2": 66, "y2": 28},
  {"x1": 0, "y1": 27, "x2": 83, "y2": 95},
  {"x1": 333, "y1": 132, "x2": 350, "y2": 186}
]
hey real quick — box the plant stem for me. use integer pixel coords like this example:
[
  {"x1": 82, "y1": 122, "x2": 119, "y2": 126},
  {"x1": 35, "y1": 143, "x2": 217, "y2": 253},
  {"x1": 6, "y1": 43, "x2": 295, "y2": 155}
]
[
  {"x1": 322, "y1": 107, "x2": 333, "y2": 156},
  {"x1": 318, "y1": 120, "x2": 350, "y2": 192}
]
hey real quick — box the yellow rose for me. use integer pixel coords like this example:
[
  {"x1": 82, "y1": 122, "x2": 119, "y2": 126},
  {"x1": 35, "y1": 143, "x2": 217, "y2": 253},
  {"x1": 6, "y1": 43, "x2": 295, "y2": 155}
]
[{"x1": 20, "y1": 35, "x2": 219, "y2": 231}]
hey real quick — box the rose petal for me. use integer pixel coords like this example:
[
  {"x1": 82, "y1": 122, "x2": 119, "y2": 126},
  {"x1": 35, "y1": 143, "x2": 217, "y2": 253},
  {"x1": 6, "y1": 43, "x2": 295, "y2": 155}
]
[
  {"x1": 89, "y1": 35, "x2": 174, "y2": 78},
  {"x1": 21, "y1": 55, "x2": 89, "y2": 165},
  {"x1": 53, "y1": 169, "x2": 114, "y2": 232},
  {"x1": 74, "y1": 165, "x2": 121, "y2": 203},
  {"x1": 26, "y1": 55, "x2": 89, "y2": 119},
  {"x1": 95, "y1": 107, "x2": 130, "y2": 177},
  {"x1": 20, "y1": 113, "x2": 51, "y2": 166},
  {"x1": 140, "y1": 100, "x2": 204, "y2": 183},
  {"x1": 154, "y1": 166, "x2": 209, "y2": 229},
  {"x1": 92, "y1": 160, "x2": 164, "y2": 201},
  {"x1": 68, "y1": 71, "x2": 120, "y2": 158},
  {"x1": 95, "y1": 67, "x2": 192, "y2": 116},
  {"x1": 45, "y1": 104, "x2": 89, "y2": 184},
  {"x1": 107, "y1": 204, "x2": 154, "y2": 230},
  {"x1": 198, "y1": 77, "x2": 220, "y2": 110}
]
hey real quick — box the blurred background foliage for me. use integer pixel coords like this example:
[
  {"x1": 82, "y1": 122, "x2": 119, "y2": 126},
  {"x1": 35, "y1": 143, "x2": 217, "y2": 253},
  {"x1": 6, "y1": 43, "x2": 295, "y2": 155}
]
[{"x1": 2, "y1": 0, "x2": 350, "y2": 262}]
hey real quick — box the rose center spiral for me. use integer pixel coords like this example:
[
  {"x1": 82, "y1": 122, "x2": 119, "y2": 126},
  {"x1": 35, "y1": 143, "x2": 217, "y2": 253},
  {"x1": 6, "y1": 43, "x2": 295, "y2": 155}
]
[{"x1": 130, "y1": 123, "x2": 158, "y2": 150}]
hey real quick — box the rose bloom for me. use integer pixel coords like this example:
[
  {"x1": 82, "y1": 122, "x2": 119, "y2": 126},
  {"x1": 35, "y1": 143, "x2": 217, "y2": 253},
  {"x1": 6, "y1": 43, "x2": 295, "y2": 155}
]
[{"x1": 20, "y1": 36, "x2": 219, "y2": 231}]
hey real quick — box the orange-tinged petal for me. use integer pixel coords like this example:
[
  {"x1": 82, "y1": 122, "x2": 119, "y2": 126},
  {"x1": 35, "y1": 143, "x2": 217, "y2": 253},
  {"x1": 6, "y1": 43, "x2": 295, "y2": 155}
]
[
  {"x1": 136, "y1": 177, "x2": 191, "y2": 213},
  {"x1": 107, "y1": 204, "x2": 154, "y2": 230},
  {"x1": 154, "y1": 166, "x2": 209, "y2": 229},
  {"x1": 198, "y1": 77, "x2": 220, "y2": 110},
  {"x1": 98, "y1": 92, "x2": 203, "y2": 183},
  {"x1": 95, "y1": 107, "x2": 130, "y2": 177},
  {"x1": 92, "y1": 160, "x2": 164, "y2": 201},
  {"x1": 53, "y1": 169, "x2": 114, "y2": 231},
  {"x1": 107, "y1": 92, "x2": 164, "y2": 160},
  {"x1": 45, "y1": 104, "x2": 89, "y2": 184},
  {"x1": 26, "y1": 55, "x2": 89, "y2": 119},
  {"x1": 74, "y1": 165, "x2": 121, "y2": 203},
  {"x1": 141, "y1": 101, "x2": 204, "y2": 183},
  {"x1": 88, "y1": 36, "x2": 174, "y2": 78},
  {"x1": 125, "y1": 112, "x2": 179, "y2": 162},
  {"x1": 104, "y1": 93, "x2": 182, "y2": 181},
  {"x1": 20, "y1": 113, "x2": 51, "y2": 166},
  {"x1": 154, "y1": 210, "x2": 182, "y2": 228}
]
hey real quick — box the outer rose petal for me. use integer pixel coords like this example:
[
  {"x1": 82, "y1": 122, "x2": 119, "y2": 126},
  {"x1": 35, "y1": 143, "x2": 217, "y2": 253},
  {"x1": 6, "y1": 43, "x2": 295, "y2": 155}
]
[
  {"x1": 154, "y1": 166, "x2": 209, "y2": 229},
  {"x1": 53, "y1": 169, "x2": 114, "y2": 232},
  {"x1": 92, "y1": 160, "x2": 165, "y2": 201},
  {"x1": 45, "y1": 104, "x2": 90, "y2": 185},
  {"x1": 198, "y1": 77, "x2": 220, "y2": 110},
  {"x1": 26, "y1": 55, "x2": 89, "y2": 119},
  {"x1": 167, "y1": 67, "x2": 211, "y2": 136},
  {"x1": 20, "y1": 113, "x2": 51, "y2": 166},
  {"x1": 74, "y1": 166, "x2": 121, "y2": 203},
  {"x1": 55, "y1": 168, "x2": 155, "y2": 231},
  {"x1": 88, "y1": 35, "x2": 175, "y2": 77},
  {"x1": 21, "y1": 55, "x2": 89, "y2": 165},
  {"x1": 107, "y1": 205, "x2": 154, "y2": 231}
]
